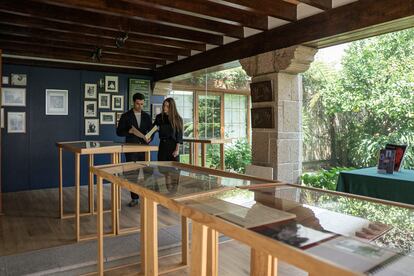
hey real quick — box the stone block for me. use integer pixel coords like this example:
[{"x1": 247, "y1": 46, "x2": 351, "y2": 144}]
[
  {"x1": 252, "y1": 132, "x2": 270, "y2": 163},
  {"x1": 276, "y1": 163, "x2": 294, "y2": 183},
  {"x1": 276, "y1": 139, "x2": 290, "y2": 164},
  {"x1": 257, "y1": 52, "x2": 275, "y2": 75},
  {"x1": 283, "y1": 101, "x2": 300, "y2": 132},
  {"x1": 277, "y1": 73, "x2": 298, "y2": 101}
]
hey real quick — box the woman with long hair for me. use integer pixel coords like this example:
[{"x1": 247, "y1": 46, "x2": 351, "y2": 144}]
[{"x1": 154, "y1": 97, "x2": 183, "y2": 161}]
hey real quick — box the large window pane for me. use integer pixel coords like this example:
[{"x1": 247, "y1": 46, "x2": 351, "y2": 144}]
[{"x1": 224, "y1": 94, "x2": 248, "y2": 139}]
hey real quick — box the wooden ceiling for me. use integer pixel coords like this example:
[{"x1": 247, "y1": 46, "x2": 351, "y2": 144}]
[{"x1": 0, "y1": 0, "x2": 413, "y2": 79}]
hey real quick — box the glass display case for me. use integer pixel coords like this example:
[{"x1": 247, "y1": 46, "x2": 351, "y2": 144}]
[{"x1": 180, "y1": 185, "x2": 414, "y2": 275}]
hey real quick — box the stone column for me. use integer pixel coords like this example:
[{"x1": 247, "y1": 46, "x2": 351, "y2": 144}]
[{"x1": 240, "y1": 46, "x2": 317, "y2": 184}]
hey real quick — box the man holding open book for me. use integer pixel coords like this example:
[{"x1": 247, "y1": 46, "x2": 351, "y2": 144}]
[{"x1": 116, "y1": 92, "x2": 152, "y2": 207}]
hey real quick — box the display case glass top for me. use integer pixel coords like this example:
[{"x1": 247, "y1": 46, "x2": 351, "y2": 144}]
[
  {"x1": 180, "y1": 185, "x2": 414, "y2": 275},
  {"x1": 98, "y1": 162, "x2": 270, "y2": 199}
]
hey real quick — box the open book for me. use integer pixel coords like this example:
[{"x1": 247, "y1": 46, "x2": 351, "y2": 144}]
[{"x1": 145, "y1": 125, "x2": 158, "y2": 140}]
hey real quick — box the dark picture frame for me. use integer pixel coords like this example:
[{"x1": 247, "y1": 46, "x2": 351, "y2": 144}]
[
  {"x1": 250, "y1": 80, "x2": 273, "y2": 103},
  {"x1": 251, "y1": 107, "x2": 274, "y2": 129}
]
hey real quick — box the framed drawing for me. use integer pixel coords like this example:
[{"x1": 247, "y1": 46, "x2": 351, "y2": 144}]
[
  {"x1": 1, "y1": 108, "x2": 4, "y2": 128},
  {"x1": 85, "y1": 118, "x2": 99, "y2": 135},
  {"x1": 112, "y1": 95, "x2": 124, "y2": 111},
  {"x1": 85, "y1": 83, "x2": 97, "y2": 99},
  {"x1": 151, "y1": 103, "x2": 162, "y2": 120},
  {"x1": 2, "y1": 76, "x2": 9, "y2": 85},
  {"x1": 11, "y1": 73, "x2": 27, "y2": 86},
  {"x1": 2, "y1": 87, "x2": 26, "y2": 106},
  {"x1": 250, "y1": 80, "x2": 273, "y2": 103},
  {"x1": 100, "y1": 112, "x2": 115, "y2": 125},
  {"x1": 251, "y1": 107, "x2": 274, "y2": 128},
  {"x1": 84, "y1": 101, "x2": 97, "y2": 117},
  {"x1": 129, "y1": 78, "x2": 151, "y2": 112},
  {"x1": 46, "y1": 89, "x2": 68, "y2": 115},
  {"x1": 98, "y1": 93, "x2": 110, "y2": 108},
  {"x1": 105, "y1": 76, "x2": 118, "y2": 92},
  {"x1": 7, "y1": 112, "x2": 26, "y2": 133}
]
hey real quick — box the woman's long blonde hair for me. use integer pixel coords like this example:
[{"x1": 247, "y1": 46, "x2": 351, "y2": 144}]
[{"x1": 162, "y1": 98, "x2": 183, "y2": 132}]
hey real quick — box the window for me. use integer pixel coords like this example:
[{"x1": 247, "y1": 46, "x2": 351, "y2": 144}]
[
  {"x1": 224, "y1": 94, "x2": 248, "y2": 139},
  {"x1": 169, "y1": 90, "x2": 193, "y2": 138},
  {"x1": 198, "y1": 94, "x2": 221, "y2": 138}
]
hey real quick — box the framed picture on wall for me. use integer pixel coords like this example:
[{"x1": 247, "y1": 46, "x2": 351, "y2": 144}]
[
  {"x1": 112, "y1": 95, "x2": 124, "y2": 111},
  {"x1": 46, "y1": 89, "x2": 68, "y2": 115},
  {"x1": 105, "y1": 76, "x2": 118, "y2": 92},
  {"x1": 7, "y1": 112, "x2": 26, "y2": 133},
  {"x1": 251, "y1": 107, "x2": 274, "y2": 128},
  {"x1": 85, "y1": 83, "x2": 97, "y2": 99},
  {"x1": 98, "y1": 93, "x2": 110, "y2": 108},
  {"x1": 151, "y1": 103, "x2": 162, "y2": 120},
  {"x1": 250, "y1": 80, "x2": 273, "y2": 103},
  {"x1": 100, "y1": 112, "x2": 115, "y2": 125},
  {"x1": 2, "y1": 76, "x2": 9, "y2": 85},
  {"x1": 85, "y1": 118, "x2": 99, "y2": 135},
  {"x1": 129, "y1": 78, "x2": 151, "y2": 112},
  {"x1": 84, "y1": 101, "x2": 97, "y2": 117},
  {"x1": 2, "y1": 87, "x2": 26, "y2": 106},
  {"x1": 11, "y1": 73, "x2": 27, "y2": 86}
]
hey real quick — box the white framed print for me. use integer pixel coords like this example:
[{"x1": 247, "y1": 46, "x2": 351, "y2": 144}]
[
  {"x1": 105, "y1": 76, "x2": 118, "y2": 92},
  {"x1": 98, "y1": 93, "x2": 110, "y2": 108},
  {"x1": 11, "y1": 74, "x2": 27, "y2": 86},
  {"x1": 112, "y1": 95, "x2": 124, "y2": 111},
  {"x1": 85, "y1": 83, "x2": 97, "y2": 99},
  {"x1": 46, "y1": 89, "x2": 68, "y2": 115},
  {"x1": 85, "y1": 118, "x2": 99, "y2": 135},
  {"x1": 2, "y1": 76, "x2": 9, "y2": 85},
  {"x1": 100, "y1": 112, "x2": 115, "y2": 125},
  {"x1": 84, "y1": 101, "x2": 97, "y2": 117},
  {"x1": 2, "y1": 87, "x2": 26, "y2": 107},
  {"x1": 1, "y1": 108, "x2": 4, "y2": 128},
  {"x1": 7, "y1": 112, "x2": 26, "y2": 133}
]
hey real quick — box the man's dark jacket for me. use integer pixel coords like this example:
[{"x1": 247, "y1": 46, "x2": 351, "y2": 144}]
[{"x1": 116, "y1": 109, "x2": 152, "y2": 144}]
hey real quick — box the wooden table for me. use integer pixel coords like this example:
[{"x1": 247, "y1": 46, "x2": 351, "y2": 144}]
[
  {"x1": 92, "y1": 162, "x2": 414, "y2": 276},
  {"x1": 91, "y1": 161, "x2": 274, "y2": 275},
  {"x1": 56, "y1": 141, "x2": 158, "y2": 241},
  {"x1": 183, "y1": 138, "x2": 232, "y2": 169}
]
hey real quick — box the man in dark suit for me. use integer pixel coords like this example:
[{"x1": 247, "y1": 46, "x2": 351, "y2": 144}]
[{"x1": 116, "y1": 93, "x2": 152, "y2": 207}]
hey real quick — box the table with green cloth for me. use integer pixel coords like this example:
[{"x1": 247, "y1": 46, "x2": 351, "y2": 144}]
[{"x1": 336, "y1": 167, "x2": 414, "y2": 205}]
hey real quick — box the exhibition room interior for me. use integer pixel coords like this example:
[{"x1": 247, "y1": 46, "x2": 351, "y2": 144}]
[{"x1": 0, "y1": 0, "x2": 413, "y2": 275}]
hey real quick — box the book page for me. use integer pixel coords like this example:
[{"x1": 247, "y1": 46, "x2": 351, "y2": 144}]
[{"x1": 145, "y1": 125, "x2": 158, "y2": 140}]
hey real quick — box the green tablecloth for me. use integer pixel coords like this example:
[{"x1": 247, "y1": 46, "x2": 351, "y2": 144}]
[{"x1": 336, "y1": 167, "x2": 414, "y2": 205}]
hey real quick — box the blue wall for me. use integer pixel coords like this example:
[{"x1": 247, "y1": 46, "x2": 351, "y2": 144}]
[{"x1": 2, "y1": 64, "x2": 163, "y2": 192}]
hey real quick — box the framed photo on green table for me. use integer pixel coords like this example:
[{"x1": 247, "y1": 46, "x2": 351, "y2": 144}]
[{"x1": 129, "y1": 78, "x2": 150, "y2": 112}]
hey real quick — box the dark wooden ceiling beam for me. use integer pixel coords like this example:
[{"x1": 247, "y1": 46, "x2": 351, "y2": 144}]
[
  {"x1": 3, "y1": 57, "x2": 153, "y2": 75},
  {"x1": 298, "y1": 0, "x2": 333, "y2": 10},
  {"x1": 219, "y1": 0, "x2": 297, "y2": 21},
  {"x1": 3, "y1": 49, "x2": 155, "y2": 70},
  {"x1": 132, "y1": 0, "x2": 269, "y2": 30},
  {"x1": 0, "y1": 34, "x2": 169, "y2": 65},
  {"x1": 0, "y1": 11, "x2": 205, "y2": 52},
  {"x1": 31, "y1": 0, "x2": 244, "y2": 38},
  {"x1": 0, "y1": 1, "x2": 223, "y2": 45},
  {"x1": 154, "y1": 0, "x2": 414, "y2": 80},
  {"x1": 0, "y1": 22, "x2": 190, "y2": 57},
  {"x1": 0, "y1": 41, "x2": 157, "y2": 69}
]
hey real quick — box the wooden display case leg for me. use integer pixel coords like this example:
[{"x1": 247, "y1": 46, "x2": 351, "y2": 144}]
[
  {"x1": 189, "y1": 143, "x2": 193, "y2": 165},
  {"x1": 111, "y1": 183, "x2": 117, "y2": 235},
  {"x1": 181, "y1": 216, "x2": 189, "y2": 265},
  {"x1": 145, "y1": 150, "x2": 151, "y2": 161},
  {"x1": 207, "y1": 228, "x2": 219, "y2": 276},
  {"x1": 201, "y1": 143, "x2": 206, "y2": 167},
  {"x1": 75, "y1": 153, "x2": 81, "y2": 242},
  {"x1": 97, "y1": 176, "x2": 104, "y2": 276},
  {"x1": 58, "y1": 147, "x2": 63, "y2": 219},
  {"x1": 250, "y1": 249, "x2": 276, "y2": 276},
  {"x1": 141, "y1": 197, "x2": 158, "y2": 276},
  {"x1": 190, "y1": 222, "x2": 208, "y2": 276},
  {"x1": 219, "y1": 143, "x2": 225, "y2": 170},
  {"x1": 88, "y1": 154, "x2": 94, "y2": 214}
]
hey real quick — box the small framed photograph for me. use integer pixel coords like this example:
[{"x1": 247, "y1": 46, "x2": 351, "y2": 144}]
[
  {"x1": 151, "y1": 103, "x2": 163, "y2": 120},
  {"x1": 11, "y1": 74, "x2": 27, "y2": 86},
  {"x1": 85, "y1": 118, "x2": 99, "y2": 135},
  {"x1": 2, "y1": 76, "x2": 9, "y2": 85},
  {"x1": 46, "y1": 89, "x2": 68, "y2": 115},
  {"x1": 116, "y1": 112, "x2": 122, "y2": 126},
  {"x1": 84, "y1": 83, "x2": 97, "y2": 99},
  {"x1": 112, "y1": 95, "x2": 124, "y2": 111},
  {"x1": 1, "y1": 108, "x2": 4, "y2": 128},
  {"x1": 2, "y1": 87, "x2": 26, "y2": 106},
  {"x1": 84, "y1": 101, "x2": 97, "y2": 117},
  {"x1": 105, "y1": 76, "x2": 118, "y2": 92},
  {"x1": 98, "y1": 93, "x2": 110, "y2": 108},
  {"x1": 100, "y1": 112, "x2": 115, "y2": 125},
  {"x1": 7, "y1": 112, "x2": 26, "y2": 133}
]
